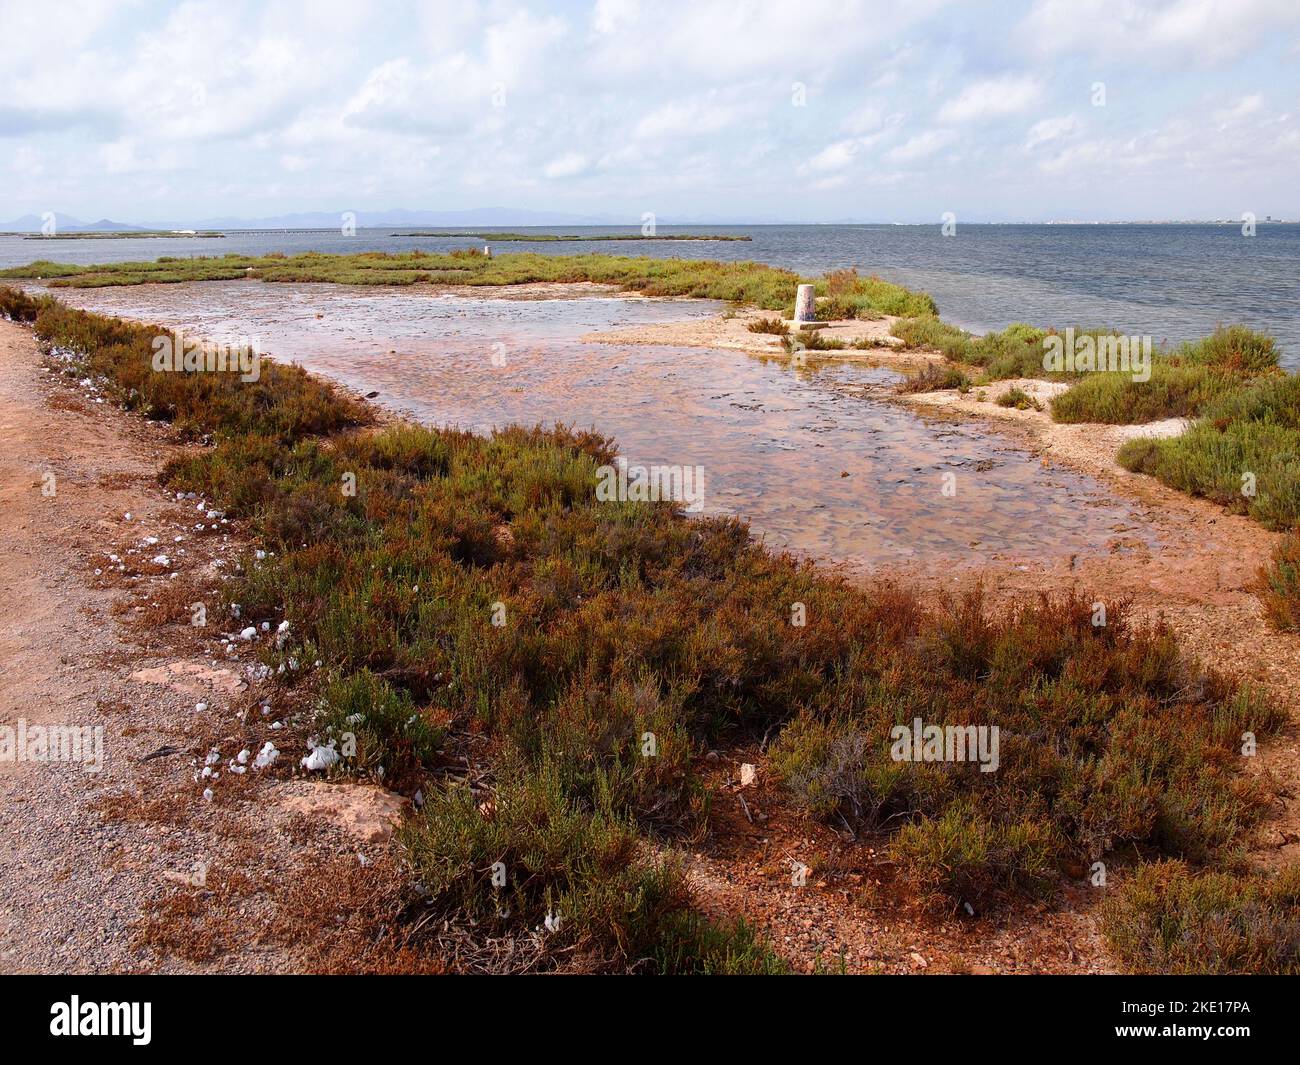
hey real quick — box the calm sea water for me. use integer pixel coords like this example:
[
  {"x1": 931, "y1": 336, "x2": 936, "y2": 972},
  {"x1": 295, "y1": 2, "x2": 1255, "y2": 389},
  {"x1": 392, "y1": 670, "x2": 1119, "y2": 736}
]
[{"x1": 3, "y1": 222, "x2": 1297, "y2": 364}]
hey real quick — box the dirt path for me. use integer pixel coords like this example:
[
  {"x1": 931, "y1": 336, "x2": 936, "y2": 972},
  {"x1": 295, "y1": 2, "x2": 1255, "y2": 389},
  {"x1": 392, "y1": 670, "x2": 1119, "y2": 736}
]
[{"x1": 0, "y1": 319, "x2": 403, "y2": 973}]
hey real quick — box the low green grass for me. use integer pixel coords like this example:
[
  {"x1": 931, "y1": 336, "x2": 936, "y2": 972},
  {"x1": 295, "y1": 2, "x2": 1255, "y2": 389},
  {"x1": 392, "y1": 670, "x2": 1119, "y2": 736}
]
[
  {"x1": 30, "y1": 295, "x2": 370, "y2": 442},
  {"x1": 894, "y1": 318, "x2": 1067, "y2": 379},
  {"x1": 1052, "y1": 327, "x2": 1280, "y2": 425},
  {"x1": 0, "y1": 253, "x2": 938, "y2": 321},
  {"x1": 0, "y1": 250, "x2": 804, "y2": 307},
  {"x1": 1118, "y1": 372, "x2": 1300, "y2": 529},
  {"x1": 893, "y1": 320, "x2": 1282, "y2": 425},
  {"x1": 1102, "y1": 861, "x2": 1300, "y2": 974},
  {"x1": 1052, "y1": 361, "x2": 1232, "y2": 424},
  {"x1": 815, "y1": 268, "x2": 937, "y2": 320}
]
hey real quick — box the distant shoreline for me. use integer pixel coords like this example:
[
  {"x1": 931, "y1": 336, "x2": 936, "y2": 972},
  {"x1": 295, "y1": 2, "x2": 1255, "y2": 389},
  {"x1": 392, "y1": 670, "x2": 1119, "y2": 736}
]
[
  {"x1": 18, "y1": 231, "x2": 225, "y2": 240},
  {"x1": 392, "y1": 232, "x2": 752, "y2": 241}
]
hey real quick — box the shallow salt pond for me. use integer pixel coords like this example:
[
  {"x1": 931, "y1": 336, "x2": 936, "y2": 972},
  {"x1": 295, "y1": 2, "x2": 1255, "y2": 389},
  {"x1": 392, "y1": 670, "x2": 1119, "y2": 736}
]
[{"x1": 39, "y1": 280, "x2": 1157, "y2": 569}]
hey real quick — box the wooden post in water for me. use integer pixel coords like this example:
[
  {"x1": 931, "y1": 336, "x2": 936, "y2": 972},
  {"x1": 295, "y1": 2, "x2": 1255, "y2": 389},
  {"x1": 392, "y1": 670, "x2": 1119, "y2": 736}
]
[{"x1": 793, "y1": 283, "x2": 815, "y2": 323}]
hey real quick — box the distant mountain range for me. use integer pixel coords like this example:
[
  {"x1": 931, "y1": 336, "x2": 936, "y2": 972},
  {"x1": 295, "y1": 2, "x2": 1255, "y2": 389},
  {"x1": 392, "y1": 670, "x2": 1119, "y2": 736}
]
[
  {"x1": 193, "y1": 207, "x2": 631, "y2": 229},
  {"x1": 0, "y1": 213, "x2": 151, "y2": 233},
  {"x1": 0, "y1": 207, "x2": 658, "y2": 232},
  {"x1": 0, "y1": 207, "x2": 800, "y2": 232}
]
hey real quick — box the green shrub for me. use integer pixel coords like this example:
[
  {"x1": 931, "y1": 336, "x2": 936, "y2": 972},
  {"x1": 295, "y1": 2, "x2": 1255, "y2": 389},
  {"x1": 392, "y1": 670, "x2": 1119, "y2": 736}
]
[
  {"x1": 0, "y1": 284, "x2": 41, "y2": 321},
  {"x1": 746, "y1": 316, "x2": 789, "y2": 336},
  {"x1": 1052, "y1": 328, "x2": 1279, "y2": 425},
  {"x1": 1181, "y1": 325, "x2": 1280, "y2": 374},
  {"x1": 783, "y1": 328, "x2": 846, "y2": 352},
  {"x1": 1102, "y1": 861, "x2": 1300, "y2": 974},
  {"x1": 1118, "y1": 376, "x2": 1300, "y2": 528},
  {"x1": 892, "y1": 316, "x2": 973, "y2": 360},
  {"x1": 400, "y1": 752, "x2": 779, "y2": 972},
  {"x1": 317, "y1": 669, "x2": 444, "y2": 788},
  {"x1": 896, "y1": 362, "x2": 970, "y2": 394},
  {"x1": 996, "y1": 386, "x2": 1039, "y2": 410},
  {"x1": 769, "y1": 715, "x2": 940, "y2": 827},
  {"x1": 1259, "y1": 532, "x2": 1300, "y2": 630},
  {"x1": 892, "y1": 800, "x2": 1061, "y2": 906},
  {"x1": 813, "y1": 269, "x2": 937, "y2": 320},
  {"x1": 649, "y1": 913, "x2": 790, "y2": 974},
  {"x1": 33, "y1": 300, "x2": 369, "y2": 442}
]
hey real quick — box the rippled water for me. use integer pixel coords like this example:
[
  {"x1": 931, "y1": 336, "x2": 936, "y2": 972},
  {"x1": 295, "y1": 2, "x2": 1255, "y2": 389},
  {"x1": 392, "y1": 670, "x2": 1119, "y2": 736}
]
[
  {"x1": 4, "y1": 222, "x2": 1297, "y2": 363},
  {"x1": 38, "y1": 281, "x2": 1156, "y2": 570}
]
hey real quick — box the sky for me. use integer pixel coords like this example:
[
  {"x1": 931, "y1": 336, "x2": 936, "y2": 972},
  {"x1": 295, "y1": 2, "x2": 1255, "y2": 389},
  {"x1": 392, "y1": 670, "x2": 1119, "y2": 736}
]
[{"x1": 2, "y1": 0, "x2": 1298, "y2": 224}]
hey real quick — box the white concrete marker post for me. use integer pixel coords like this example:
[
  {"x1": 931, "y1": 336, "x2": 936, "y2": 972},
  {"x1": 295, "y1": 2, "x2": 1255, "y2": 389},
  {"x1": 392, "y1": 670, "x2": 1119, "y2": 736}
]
[{"x1": 793, "y1": 283, "x2": 816, "y2": 324}]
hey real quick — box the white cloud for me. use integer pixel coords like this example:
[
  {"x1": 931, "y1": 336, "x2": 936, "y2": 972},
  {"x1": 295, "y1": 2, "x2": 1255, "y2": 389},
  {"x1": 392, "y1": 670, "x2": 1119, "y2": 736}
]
[
  {"x1": 805, "y1": 139, "x2": 868, "y2": 172},
  {"x1": 1021, "y1": 0, "x2": 1300, "y2": 63},
  {"x1": 1212, "y1": 94, "x2": 1264, "y2": 126},
  {"x1": 633, "y1": 96, "x2": 748, "y2": 141},
  {"x1": 938, "y1": 76, "x2": 1042, "y2": 124},
  {"x1": 840, "y1": 103, "x2": 902, "y2": 135},
  {"x1": 887, "y1": 129, "x2": 956, "y2": 163},
  {"x1": 592, "y1": 0, "x2": 640, "y2": 36},
  {"x1": 810, "y1": 174, "x2": 850, "y2": 191},
  {"x1": 1036, "y1": 95, "x2": 1295, "y2": 179},
  {"x1": 543, "y1": 152, "x2": 588, "y2": 179},
  {"x1": 1025, "y1": 115, "x2": 1080, "y2": 149}
]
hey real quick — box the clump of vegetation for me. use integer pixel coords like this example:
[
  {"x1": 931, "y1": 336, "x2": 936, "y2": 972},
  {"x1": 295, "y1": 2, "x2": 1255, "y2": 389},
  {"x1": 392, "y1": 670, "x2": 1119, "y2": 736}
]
[
  {"x1": 996, "y1": 386, "x2": 1040, "y2": 410},
  {"x1": 813, "y1": 268, "x2": 937, "y2": 320},
  {"x1": 0, "y1": 285, "x2": 41, "y2": 322},
  {"x1": 25, "y1": 290, "x2": 369, "y2": 442},
  {"x1": 893, "y1": 319, "x2": 1053, "y2": 379},
  {"x1": 892, "y1": 800, "x2": 1060, "y2": 905},
  {"x1": 891, "y1": 317, "x2": 1283, "y2": 427},
  {"x1": 1103, "y1": 861, "x2": 1300, "y2": 974},
  {"x1": 1259, "y1": 533, "x2": 1300, "y2": 630},
  {"x1": 764, "y1": 588, "x2": 1281, "y2": 908},
  {"x1": 1052, "y1": 327, "x2": 1279, "y2": 425},
  {"x1": 746, "y1": 316, "x2": 790, "y2": 336},
  {"x1": 892, "y1": 315, "x2": 973, "y2": 360},
  {"x1": 402, "y1": 749, "x2": 787, "y2": 972},
  {"x1": 896, "y1": 362, "x2": 970, "y2": 394},
  {"x1": 783, "y1": 328, "x2": 846, "y2": 352},
  {"x1": 316, "y1": 670, "x2": 444, "y2": 789},
  {"x1": 1052, "y1": 362, "x2": 1230, "y2": 424},
  {"x1": 1118, "y1": 371, "x2": 1300, "y2": 528}
]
